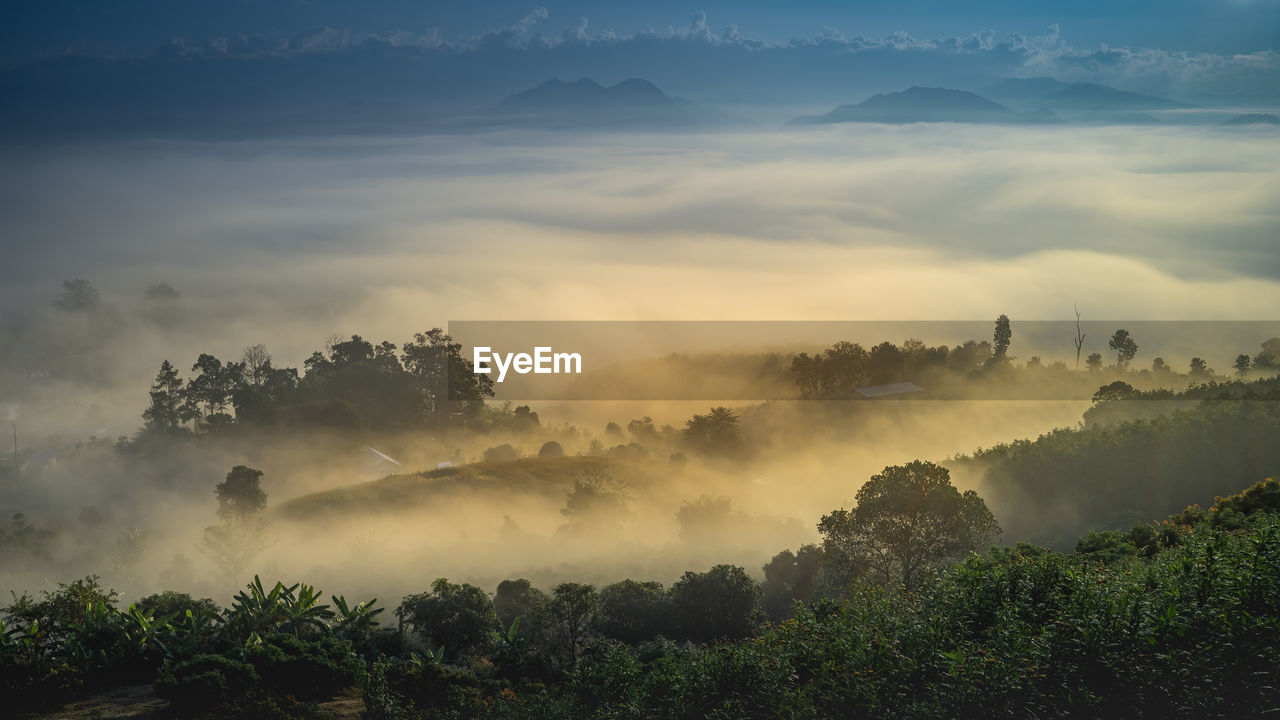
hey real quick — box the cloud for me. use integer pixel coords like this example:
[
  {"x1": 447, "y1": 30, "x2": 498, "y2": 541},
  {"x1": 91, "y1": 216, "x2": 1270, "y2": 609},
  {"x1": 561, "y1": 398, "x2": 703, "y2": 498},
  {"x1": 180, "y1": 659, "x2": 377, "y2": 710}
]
[{"x1": 93, "y1": 14, "x2": 1273, "y2": 105}]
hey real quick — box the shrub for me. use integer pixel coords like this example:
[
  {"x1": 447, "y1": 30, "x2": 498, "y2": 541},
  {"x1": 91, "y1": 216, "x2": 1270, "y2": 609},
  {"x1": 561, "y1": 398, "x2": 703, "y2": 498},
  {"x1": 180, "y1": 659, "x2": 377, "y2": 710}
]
[
  {"x1": 245, "y1": 634, "x2": 362, "y2": 700},
  {"x1": 484, "y1": 444, "x2": 519, "y2": 462},
  {"x1": 156, "y1": 653, "x2": 259, "y2": 707}
]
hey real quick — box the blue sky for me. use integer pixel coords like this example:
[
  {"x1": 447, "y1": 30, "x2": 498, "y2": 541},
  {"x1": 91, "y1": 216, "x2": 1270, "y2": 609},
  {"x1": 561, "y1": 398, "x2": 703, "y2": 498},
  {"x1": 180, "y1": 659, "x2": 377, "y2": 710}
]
[{"x1": 3, "y1": 0, "x2": 1277, "y2": 66}]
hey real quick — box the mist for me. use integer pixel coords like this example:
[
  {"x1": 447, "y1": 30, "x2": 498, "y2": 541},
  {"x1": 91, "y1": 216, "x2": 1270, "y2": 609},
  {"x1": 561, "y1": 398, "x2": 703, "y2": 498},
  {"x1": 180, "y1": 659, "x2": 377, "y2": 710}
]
[{"x1": 2, "y1": 123, "x2": 1278, "y2": 607}]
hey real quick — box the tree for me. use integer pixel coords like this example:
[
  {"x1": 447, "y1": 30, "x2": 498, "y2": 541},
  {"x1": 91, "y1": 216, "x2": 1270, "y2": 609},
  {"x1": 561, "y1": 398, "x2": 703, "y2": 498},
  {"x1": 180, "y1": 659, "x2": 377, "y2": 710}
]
[
  {"x1": 1092, "y1": 380, "x2": 1139, "y2": 405},
  {"x1": 546, "y1": 583, "x2": 598, "y2": 668},
  {"x1": 1234, "y1": 354, "x2": 1252, "y2": 378},
  {"x1": 186, "y1": 353, "x2": 244, "y2": 423},
  {"x1": 52, "y1": 279, "x2": 99, "y2": 311},
  {"x1": 597, "y1": 580, "x2": 667, "y2": 643},
  {"x1": 538, "y1": 441, "x2": 565, "y2": 458},
  {"x1": 1254, "y1": 338, "x2": 1280, "y2": 369},
  {"x1": 1189, "y1": 357, "x2": 1209, "y2": 378},
  {"x1": 668, "y1": 564, "x2": 763, "y2": 642},
  {"x1": 396, "y1": 579, "x2": 497, "y2": 660},
  {"x1": 1073, "y1": 304, "x2": 1086, "y2": 370},
  {"x1": 241, "y1": 345, "x2": 272, "y2": 387},
  {"x1": 142, "y1": 360, "x2": 186, "y2": 432},
  {"x1": 683, "y1": 406, "x2": 744, "y2": 458},
  {"x1": 143, "y1": 282, "x2": 180, "y2": 301},
  {"x1": 200, "y1": 468, "x2": 271, "y2": 584},
  {"x1": 818, "y1": 461, "x2": 1000, "y2": 590},
  {"x1": 1108, "y1": 329, "x2": 1138, "y2": 368},
  {"x1": 1086, "y1": 352, "x2": 1103, "y2": 372},
  {"x1": 761, "y1": 544, "x2": 825, "y2": 621},
  {"x1": 216, "y1": 466, "x2": 267, "y2": 521},
  {"x1": 675, "y1": 495, "x2": 737, "y2": 546},
  {"x1": 561, "y1": 466, "x2": 630, "y2": 527},
  {"x1": 494, "y1": 578, "x2": 547, "y2": 630},
  {"x1": 992, "y1": 314, "x2": 1012, "y2": 361},
  {"x1": 1152, "y1": 357, "x2": 1170, "y2": 373},
  {"x1": 400, "y1": 328, "x2": 494, "y2": 420}
]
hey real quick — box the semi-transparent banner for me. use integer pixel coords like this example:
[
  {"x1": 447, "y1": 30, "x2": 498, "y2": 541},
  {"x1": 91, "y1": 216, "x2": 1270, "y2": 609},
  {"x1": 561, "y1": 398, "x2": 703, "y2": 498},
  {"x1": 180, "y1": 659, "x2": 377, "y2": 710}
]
[{"x1": 447, "y1": 321, "x2": 1280, "y2": 401}]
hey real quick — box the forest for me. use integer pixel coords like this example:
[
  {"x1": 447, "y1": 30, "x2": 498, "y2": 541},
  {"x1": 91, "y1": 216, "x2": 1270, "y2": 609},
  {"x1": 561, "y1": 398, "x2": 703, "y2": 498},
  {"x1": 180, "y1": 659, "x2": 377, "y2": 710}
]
[
  {"x1": 4, "y1": 476, "x2": 1278, "y2": 718},
  {"x1": 4, "y1": 306, "x2": 1280, "y2": 718}
]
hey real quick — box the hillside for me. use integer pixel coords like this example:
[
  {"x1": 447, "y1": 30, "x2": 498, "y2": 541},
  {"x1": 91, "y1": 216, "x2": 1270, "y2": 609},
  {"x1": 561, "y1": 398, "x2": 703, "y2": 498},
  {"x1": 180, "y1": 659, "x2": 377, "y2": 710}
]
[
  {"x1": 1223, "y1": 113, "x2": 1280, "y2": 125},
  {"x1": 1039, "y1": 82, "x2": 1191, "y2": 111},
  {"x1": 789, "y1": 86, "x2": 1052, "y2": 125},
  {"x1": 487, "y1": 77, "x2": 714, "y2": 129},
  {"x1": 274, "y1": 455, "x2": 664, "y2": 519}
]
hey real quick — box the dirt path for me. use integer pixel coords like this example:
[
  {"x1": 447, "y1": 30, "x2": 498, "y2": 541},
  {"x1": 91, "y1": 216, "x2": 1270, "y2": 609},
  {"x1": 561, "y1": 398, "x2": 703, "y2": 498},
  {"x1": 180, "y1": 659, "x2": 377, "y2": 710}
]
[{"x1": 20, "y1": 685, "x2": 365, "y2": 720}]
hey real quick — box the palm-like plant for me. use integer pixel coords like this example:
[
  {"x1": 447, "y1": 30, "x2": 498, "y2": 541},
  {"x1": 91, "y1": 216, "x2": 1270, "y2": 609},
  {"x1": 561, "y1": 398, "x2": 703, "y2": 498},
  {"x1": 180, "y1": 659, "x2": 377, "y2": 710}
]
[
  {"x1": 331, "y1": 595, "x2": 383, "y2": 643},
  {"x1": 280, "y1": 582, "x2": 334, "y2": 637}
]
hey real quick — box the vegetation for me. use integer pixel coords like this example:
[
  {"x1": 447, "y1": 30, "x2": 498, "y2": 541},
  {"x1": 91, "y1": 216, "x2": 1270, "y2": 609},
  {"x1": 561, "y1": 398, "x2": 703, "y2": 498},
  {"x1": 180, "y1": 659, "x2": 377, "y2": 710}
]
[
  {"x1": 5, "y1": 476, "x2": 1280, "y2": 718},
  {"x1": 956, "y1": 375, "x2": 1280, "y2": 547}
]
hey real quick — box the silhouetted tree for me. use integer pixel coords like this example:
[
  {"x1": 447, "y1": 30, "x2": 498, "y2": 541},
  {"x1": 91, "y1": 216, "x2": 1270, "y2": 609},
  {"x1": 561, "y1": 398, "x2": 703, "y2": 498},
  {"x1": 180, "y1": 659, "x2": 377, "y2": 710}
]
[
  {"x1": 142, "y1": 360, "x2": 186, "y2": 432},
  {"x1": 597, "y1": 580, "x2": 667, "y2": 642},
  {"x1": 546, "y1": 583, "x2": 598, "y2": 668},
  {"x1": 1108, "y1": 329, "x2": 1138, "y2": 368},
  {"x1": 1190, "y1": 357, "x2": 1209, "y2": 378},
  {"x1": 818, "y1": 461, "x2": 1000, "y2": 589},
  {"x1": 143, "y1": 282, "x2": 179, "y2": 301},
  {"x1": 396, "y1": 579, "x2": 497, "y2": 660},
  {"x1": 761, "y1": 544, "x2": 825, "y2": 620},
  {"x1": 538, "y1": 441, "x2": 565, "y2": 458},
  {"x1": 683, "y1": 406, "x2": 744, "y2": 458},
  {"x1": 991, "y1": 314, "x2": 1012, "y2": 361},
  {"x1": 494, "y1": 578, "x2": 547, "y2": 631},
  {"x1": 1086, "y1": 352, "x2": 1104, "y2": 372},
  {"x1": 52, "y1": 279, "x2": 99, "y2": 311},
  {"x1": 668, "y1": 565, "x2": 763, "y2": 642},
  {"x1": 215, "y1": 466, "x2": 267, "y2": 521},
  {"x1": 1234, "y1": 354, "x2": 1252, "y2": 378}
]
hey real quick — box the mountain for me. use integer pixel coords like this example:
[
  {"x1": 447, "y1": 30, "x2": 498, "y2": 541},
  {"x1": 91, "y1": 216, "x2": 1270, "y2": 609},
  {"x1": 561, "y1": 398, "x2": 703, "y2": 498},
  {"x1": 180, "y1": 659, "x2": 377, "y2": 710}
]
[
  {"x1": 1038, "y1": 82, "x2": 1192, "y2": 111},
  {"x1": 979, "y1": 76, "x2": 1070, "y2": 101},
  {"x1": 488, "y1": 77, "x2": 716, "y2": 129},
  {"x1": 1223, "y1": 113, "x2": 1280, "y2": 125},
  {"x1": 789, "y1": 86, "x2": 1055, "y2": 125}
]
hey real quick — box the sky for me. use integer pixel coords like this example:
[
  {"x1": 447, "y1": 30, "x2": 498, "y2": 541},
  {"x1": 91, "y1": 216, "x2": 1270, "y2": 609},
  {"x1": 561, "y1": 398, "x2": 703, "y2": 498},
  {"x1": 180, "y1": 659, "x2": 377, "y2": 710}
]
[{"x1": 3, "y1": 0, "x2": 1278, "y2": 67}]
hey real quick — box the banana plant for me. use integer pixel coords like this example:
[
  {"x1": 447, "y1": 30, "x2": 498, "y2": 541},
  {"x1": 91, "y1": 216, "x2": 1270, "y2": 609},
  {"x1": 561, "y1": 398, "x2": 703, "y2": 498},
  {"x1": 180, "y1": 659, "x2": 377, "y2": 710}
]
[
  {"x1": 159, "y1": 606, "x2": 222, "y2": 659},
  {"x1": 227, "y1": 575, "x2": 292, "y2": 637},
  {"x1": 120, "y1": 604, "x2": 175, "y2": 659},
  {"x1": 279, "y1": 582, "x2": 334, "y2": 637},
  {"x1": 332, "y1": 595, "x2": 384, "y2": 643}
]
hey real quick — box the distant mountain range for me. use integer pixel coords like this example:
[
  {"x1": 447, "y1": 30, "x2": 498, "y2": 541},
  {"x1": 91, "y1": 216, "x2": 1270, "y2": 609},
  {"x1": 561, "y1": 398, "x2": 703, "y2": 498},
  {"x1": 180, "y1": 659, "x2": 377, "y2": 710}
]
[
  {"x1": 1223, "y1": 113, "x2": 1280, "y2": 125},
  {"x1": 1038, "y1": 82, "x2": 1193, "y2": 111},
  {"x1": 788, "y1": 80, "x2": 1212, "y2": 126},
  {"x1": 789, "y1": 87, "x2": 1058, "y2": 125},
  {"x1": 486, "y1": 77, "x2": 718, "y2": 129}
]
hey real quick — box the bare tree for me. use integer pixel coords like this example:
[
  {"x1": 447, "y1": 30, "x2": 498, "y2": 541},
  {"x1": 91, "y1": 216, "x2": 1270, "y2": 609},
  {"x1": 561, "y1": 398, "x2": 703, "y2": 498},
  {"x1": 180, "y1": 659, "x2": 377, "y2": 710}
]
[
  {"x1": 1074, "y1": 303, "x2": 1087, "y2": 370},
  {"x1": 242, "y1": 344, "x2": 272, "y2": 387}
]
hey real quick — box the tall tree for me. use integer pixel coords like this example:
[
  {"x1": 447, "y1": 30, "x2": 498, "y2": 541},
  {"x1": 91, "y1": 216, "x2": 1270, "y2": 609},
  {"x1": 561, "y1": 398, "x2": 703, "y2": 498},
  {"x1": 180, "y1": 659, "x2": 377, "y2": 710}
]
[
  {"x1": 1073, "y1": 304, "x2": 1086, "y2": 370},
  {"x1": 396, "y1": 579, "x2": 497, "y2": 660},
  {"x1": 1234, "y1": 354, "x2": 1252, "y2": 378},
  {"x1": 1108, "y1": 329, "x2": 1138, "y2": 368},
  {"x1": 215, "y1": 465, "x2": 267, "y2": 521},
  {"x1": 142, "y1": 360, "x2": 186, "y2": 432},
  {"x1": 818, "y1": 461, "x2": 1000, "y2": 590},
  {"x1": 683, "y1": 406, "x2": 744, "y2": 458},
  {"x1": 52, "y1": 278, "x2": 99, "y2": 311},
  {"x1": 992, "y1": 314, "x2": 1012, "y2": 361},
  {"x1": 546, "y1": 583, "x2": 599, "y2": 668},
  {"x1": 401, "y1": 328, "x2": 494, "y2": 421}
]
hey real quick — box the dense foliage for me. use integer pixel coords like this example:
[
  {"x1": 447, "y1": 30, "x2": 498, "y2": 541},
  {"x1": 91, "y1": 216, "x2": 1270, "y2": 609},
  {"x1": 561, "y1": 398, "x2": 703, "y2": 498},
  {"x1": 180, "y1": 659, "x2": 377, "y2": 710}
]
[
  {"x1": 6, "y1": 480, "x2": 1280, "y2": 718},
  {"x1": 957, "y1": 377, "x2": 1280, "y2": 547}
]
